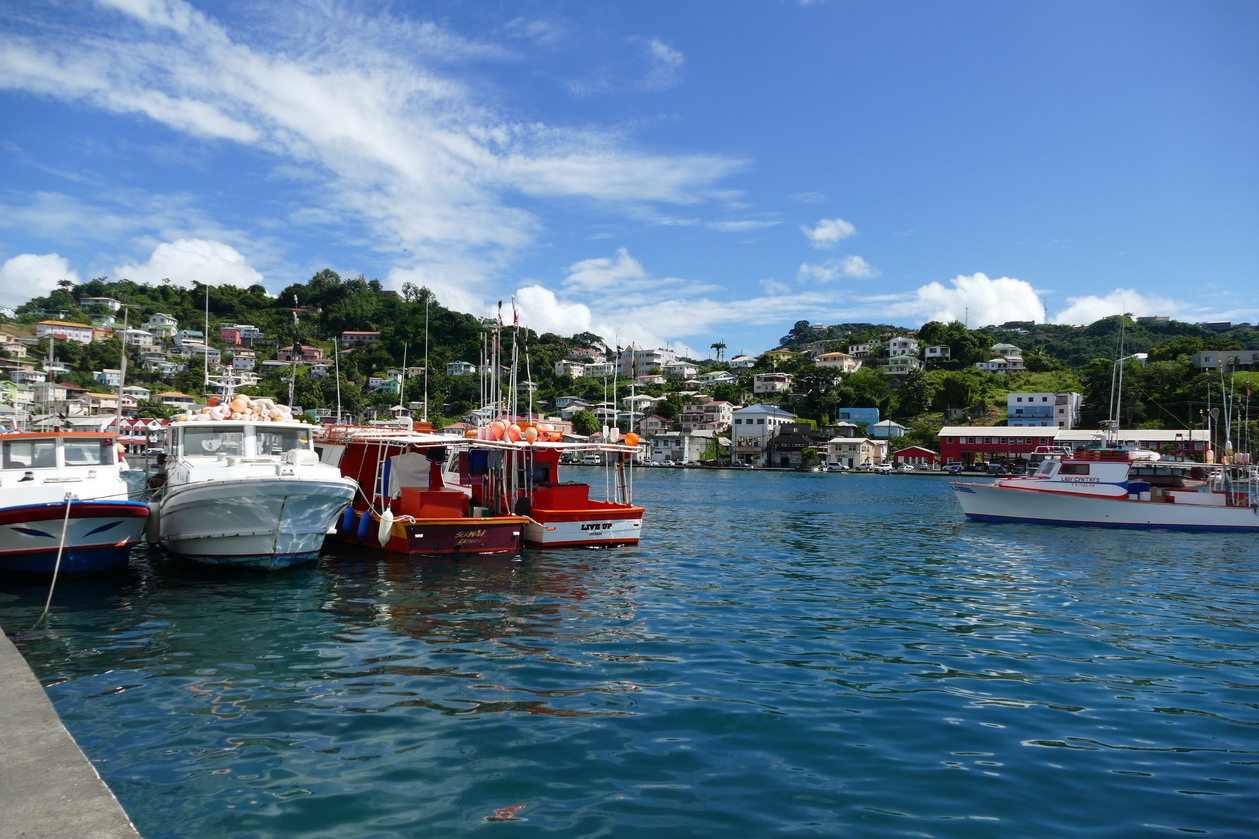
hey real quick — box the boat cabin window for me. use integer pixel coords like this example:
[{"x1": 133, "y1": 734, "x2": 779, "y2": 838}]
[
  {"x1": 1058, "y1": 463, "x2": 1091, "y2": 475},
  {"x1": 1033, "y1": 460, "x2": 1058, "y2": 477},
  {"x1": 63, "y1": 439, "x2": 114, "y2": 466},
  {"x1": 3, "y1": 439, "x2": 58, "y2": 469},
  {"x1": 183, "y1": 427, "x2": 245, "y2": 456},
  {"x1": 257, "y1": 428, "x2": 310, "y2": 456}
]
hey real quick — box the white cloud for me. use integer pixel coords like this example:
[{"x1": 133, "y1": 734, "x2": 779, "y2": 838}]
[
  {"x1": 890, "y1": 272, "x2": 1044, "y2": 326},
  {"x1": 562, "y1": 248, "x2": 647, "y2": 293},
  {"x1": 114, "y1": 238, "x2": 264, "y2": 287},
  {"x1": 0, "y1": 253, "x2": 80, "y2": 309},
  {"x1": 1053, "y1": 288, "x2": 1181, "y2": 326},
  {"x1": 797, "y1": 256, "x2": 877, "y2": 283},
  {"x1": 760, "y1": 278, "x2": 791, "y2": 295},
  {"x1": 802, "y1": 217, "x2": 856, "y2": 248},
  {"x1": 388, "y1": 262, "x2": 495, "y2": 318}
]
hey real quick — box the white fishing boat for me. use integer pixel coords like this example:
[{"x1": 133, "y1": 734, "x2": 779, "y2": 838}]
[
  {"x1": 0, "y1": 431, "x2": 149, "y2": 574},
  {"x1": 950, "y1": 447, "x2": 1259, "y2": 531},
  {"x1": 150, "y1": 396, "x2": 357, "y2": 569}
]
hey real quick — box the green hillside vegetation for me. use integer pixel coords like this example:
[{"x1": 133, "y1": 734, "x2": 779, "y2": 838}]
[{"x1": 4, "y1": 274, "x2": 1257, "y2": 447}]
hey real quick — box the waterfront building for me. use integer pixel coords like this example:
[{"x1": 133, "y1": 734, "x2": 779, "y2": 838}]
[
  {"x1": 826, "y1": 437, "x2": 887, "y2": 469},
  {"x1": 891, "y1": 445, "x2": 939, "y2": 469},
  {"x1": 731, "y1": 404, "x2": 797, "y2": 466}
]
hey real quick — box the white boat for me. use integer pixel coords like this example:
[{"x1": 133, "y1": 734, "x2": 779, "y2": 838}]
[
  {"x1": 0, "y1": 431, "x2": 149, "y2": 575},
  {"x1": 950, "y1": 447, "x2": 1259, "y2": 532},
  {"x1": 151, "y1": 407, "x2": 357, "y2": 570}
]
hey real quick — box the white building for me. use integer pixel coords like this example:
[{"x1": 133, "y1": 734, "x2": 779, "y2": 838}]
[
  {"x1": 974, "y1": 356, "x2": 1026, "y2": 374},
  {"x1": 36, "y1": 320, "x2": 96, "y2": 344},
  {"x1": 446, "y1": 361, "x2": 476, "y2": 376},
  {"x1": 617, "y1": 347, "x2": 678, "y2": 378},
  {"x1": 1007, "y1": 391, "x2": 1084, "y2": 429},
  {"x1": 145, "y1": 314, "x2": 178, "y2": 339},
  {"x1": 814, "y1": 352, "x2": 861, "y2": 372},
  {"x1": 650, "y1": 429, "x2": 717, "y2": 464},
  {"x1": 730, "y1": 404, "x2": 797, "y2": 466},
  {"x1": 887, "y1": 337, "x2": 921, "y2": 356},
  {"x1": 662, "y1": 361, "x2": 700, "y2": 378},
  {"x1": 123, "y1": 328, "x2": 155, "y2": 347},
  {"x1": 93, "y1": 368, "x2": 123, "y2": 388},
  {"x1": 753, "y1": 372, "x2": 792, "y2": 395},
  {"x1": 884, "y1": 355, "x2": 924, "y2": 375}
]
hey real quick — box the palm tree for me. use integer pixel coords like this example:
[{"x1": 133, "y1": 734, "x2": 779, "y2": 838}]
[{"x1": 710, "y1": 341, "x2": 727, "y2": 363}]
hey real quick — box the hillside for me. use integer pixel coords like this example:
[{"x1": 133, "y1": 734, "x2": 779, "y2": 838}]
[{"x1": 3, "y1": 275, "x2": 1257, "y2": 447}]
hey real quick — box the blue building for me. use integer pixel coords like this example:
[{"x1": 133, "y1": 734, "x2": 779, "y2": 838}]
[{"x1": 836, "y1": 407, "x2": 880, "y2": 426}]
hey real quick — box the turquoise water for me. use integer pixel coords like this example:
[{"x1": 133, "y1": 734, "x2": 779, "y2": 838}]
[{"x1": 2, "y1": 470, "x2": 1257, "y2": 838}]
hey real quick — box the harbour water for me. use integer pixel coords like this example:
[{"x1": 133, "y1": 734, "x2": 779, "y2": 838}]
[{"x1": 2, "y1": 470, "x2": 1256, "y2": 838}]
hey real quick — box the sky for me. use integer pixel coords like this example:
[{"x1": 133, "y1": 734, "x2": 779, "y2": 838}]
[{"x1": 1, "y1": 0, "x2": 1257, "y2": 358}]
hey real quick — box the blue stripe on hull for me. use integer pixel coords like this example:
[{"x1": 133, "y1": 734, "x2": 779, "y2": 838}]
[
  {"x1": 963, "y1": 512, "x2": 1259, "y2": 533},
  {"x1": 0, "y1": 545, "x2": 135, "y2": 575}
]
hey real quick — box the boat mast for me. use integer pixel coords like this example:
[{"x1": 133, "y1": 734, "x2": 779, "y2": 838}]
[
  {"x1": 422, "y1": 293, "x2": 429, "y2": 423},
  {"x1": 114, "y1": 304, "x2": 129, "y2": 436}
]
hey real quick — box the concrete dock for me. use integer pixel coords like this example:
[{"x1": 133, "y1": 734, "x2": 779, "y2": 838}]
[{"x1": 0, "y1": 628, "x2": 140, "y2": 839}]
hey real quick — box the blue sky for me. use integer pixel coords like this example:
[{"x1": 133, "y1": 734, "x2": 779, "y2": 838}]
[{"x1": 2, "y1": 0, "x2": 1256, "y2": 357}]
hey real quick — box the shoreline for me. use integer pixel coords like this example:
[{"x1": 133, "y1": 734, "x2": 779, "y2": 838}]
[{"x1": 0, "y1": 626, "x2": 140, "y2": 839}]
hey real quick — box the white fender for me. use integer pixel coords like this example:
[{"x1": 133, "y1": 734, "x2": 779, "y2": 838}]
[{"x1": 377, "y1": 508, "x2": 395, "y2": 545}]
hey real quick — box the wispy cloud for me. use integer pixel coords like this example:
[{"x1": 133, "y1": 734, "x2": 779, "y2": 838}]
[
  {"x1": 0, "y1": 0, "x2": 743, "y2": 309},
  {"x1": 797, "y1": 256, "x2": 877, "y2": 282},
  {"x1": 641, "y1": 38, "x2": 684, "y2": 91}
]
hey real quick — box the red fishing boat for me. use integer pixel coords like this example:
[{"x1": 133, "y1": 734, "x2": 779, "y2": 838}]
[{"x1": 319, "y1": 428, "x2": 528, "y2": 557}]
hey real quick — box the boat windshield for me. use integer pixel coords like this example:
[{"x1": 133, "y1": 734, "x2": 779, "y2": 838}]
[
  {"x1": 182, "y1": 427, "x2": 246, "y2": 456},
  {"x1": 3, "y1": 439, "x2": 58, "y2": 470},
  {"x1": 63, "y1": 439, "x2": 114, "y2": 466},
  {"x1": 1034, "y1": 460, "x2": 1059, "y2": 477},
  {"x1": 257, "y1": 428, "x2": 311, "y2": 456}
]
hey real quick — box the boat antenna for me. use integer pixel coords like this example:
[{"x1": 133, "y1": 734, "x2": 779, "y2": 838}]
[
  {"x1": 423, "y1": 292, "x2": 430, "y2": 423},
  {"x1": 398, "y1": 342, "x2": 408, "y2": 416},
  {"x1": 289, "y1": 295, "x2": 300, "y2": 409},
  {"x1": 333, "y1": 335, "x2": 342, "y2": 424},
  {"x1": 114, "y1": 304, "x2": 128, "y2": 428},
  {"x1": 203, "y1": 284, "x2": 210, "y2": 394}
]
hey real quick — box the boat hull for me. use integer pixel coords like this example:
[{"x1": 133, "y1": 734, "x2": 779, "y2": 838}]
[
  {"x1": 951, "y1": 481, "x2": 1259, "y2": 532},
  {"x1": 329, "y1": 512, "x2": 527, "y2": 557},
  {"x1": 0, "y1": 500, "x2": 150, "y2": 574},
  {"x1": 524, "y1": 502, "x2": 645, "y2": 548},
  {"x1": 157, "y1": 477, "x2": 355, "y2": 569}
]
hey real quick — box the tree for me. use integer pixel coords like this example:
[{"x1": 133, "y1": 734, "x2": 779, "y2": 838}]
[
  {"x1": 570, "y1": 409, "x2": 599, "y2": 436},
  {"x1": 897, "y1": 369, "x2": 935, "y2": 415}
]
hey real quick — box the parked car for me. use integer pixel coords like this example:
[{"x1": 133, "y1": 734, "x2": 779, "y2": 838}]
[
  {"x1": 987, "y1": 462, "x2": 1008, "y2": 475},
  {"x1": 872, "y1": 463, "x2": 894, "y2": 474},
  {"x1": 943, "y1": 462, "x2": 964, "y2": 475},
  {"x1": 893, "y1": 462, "x2": 914, "y2": 473},
  {"x1": 826, "y1": 462, "x2": 849, "y2": 472}
]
